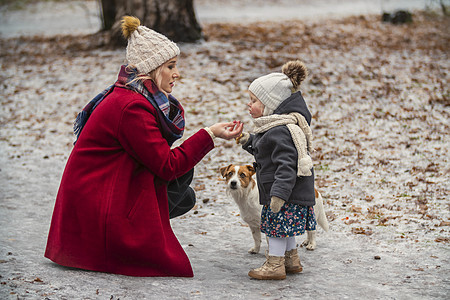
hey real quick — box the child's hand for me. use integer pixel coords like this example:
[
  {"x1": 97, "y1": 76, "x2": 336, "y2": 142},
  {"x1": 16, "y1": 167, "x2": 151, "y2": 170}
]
[
  {"x1": 270, "y1": 196, "x2": 285, "y2": 213},
  {"x1": 209, "y1": 120, "x2": 244, "y2": 140},
  {"x1": 235, "y1": 132, "x2": 250, "y2": 145}
]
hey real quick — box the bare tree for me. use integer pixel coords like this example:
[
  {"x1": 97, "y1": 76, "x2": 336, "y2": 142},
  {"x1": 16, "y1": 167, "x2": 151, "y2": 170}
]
[
  {"x1": 100, "y1": 0, "x2": 117, "y2": 31},
  {"x1": 99, "y1": 0, "x2": 202, "y2": 45},
  {"x1": 426, "y1": 0, "x2": 448, "y2": 15},
  {"x1": 438, "y1": 0, "x2": 448, "y2": 15}
]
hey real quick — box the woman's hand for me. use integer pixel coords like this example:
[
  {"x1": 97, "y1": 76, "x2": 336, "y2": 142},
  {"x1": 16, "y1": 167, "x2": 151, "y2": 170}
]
[{"x1": 209, "y1": 120, "x2": 244, "y2": 140}]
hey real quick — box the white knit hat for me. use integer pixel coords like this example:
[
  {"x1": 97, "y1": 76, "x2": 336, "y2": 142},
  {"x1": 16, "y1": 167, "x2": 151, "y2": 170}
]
[
  {"x1": 248, "y1": 73, "x2": 293, "y2": 116},
  {"x1": 122, "y1": 16, "x2": 180, "y2": 74}
]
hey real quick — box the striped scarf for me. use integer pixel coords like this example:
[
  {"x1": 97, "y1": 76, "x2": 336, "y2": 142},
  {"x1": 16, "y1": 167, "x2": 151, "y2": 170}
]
[{"x1": 74, "y1": 65, "x2": 185, "y2": 146}]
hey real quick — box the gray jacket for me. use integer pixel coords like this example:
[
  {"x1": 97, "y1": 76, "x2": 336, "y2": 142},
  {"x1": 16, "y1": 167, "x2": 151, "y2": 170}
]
[{"x1": 243, "y1": 91, "x2": 315, "y2": 206}]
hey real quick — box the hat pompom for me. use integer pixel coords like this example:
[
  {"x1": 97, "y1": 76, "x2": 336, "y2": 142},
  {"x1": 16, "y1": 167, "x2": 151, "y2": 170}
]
[
  {"x1": 121, "y1": 16, "x2": 141, "y2": 39},
  {"x1": 282, "y1": 60, "x2": 308, "y2": 91}
]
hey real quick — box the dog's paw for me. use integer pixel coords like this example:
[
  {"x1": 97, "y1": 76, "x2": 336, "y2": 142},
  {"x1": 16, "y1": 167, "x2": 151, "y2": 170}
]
[
  {"x1": 305, "y1": 243, "x2": 316, "y2": 251},
  {"x1": 301, "y1": 240, "x2": 316, "y2": 251},
  {"x1": 248, "y1": 247, "x2": 260, "y2": 254}
]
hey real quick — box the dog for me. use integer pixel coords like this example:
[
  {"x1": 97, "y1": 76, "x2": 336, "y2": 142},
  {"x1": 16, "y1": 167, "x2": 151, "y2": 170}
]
[
  {"x1": 220, "y1": 163, "x2": 329, "y2": 253},
  {"x1": 220, "y1": 164, "x2": 262, "y2": 254},
  {"x1": 301, "y1": 188, "x2": 329, "y2": 250}
]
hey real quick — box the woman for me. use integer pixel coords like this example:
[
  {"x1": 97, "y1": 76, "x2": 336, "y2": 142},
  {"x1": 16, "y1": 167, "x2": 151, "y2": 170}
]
[{"x1": 45, "y1": 16, "x2": 243, "y2": 277}]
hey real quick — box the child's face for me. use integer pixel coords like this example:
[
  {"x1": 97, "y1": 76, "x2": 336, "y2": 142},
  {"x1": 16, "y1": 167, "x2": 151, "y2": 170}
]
[{"x1": 248, "y1": 92, "x2": 264, "y2": 118}]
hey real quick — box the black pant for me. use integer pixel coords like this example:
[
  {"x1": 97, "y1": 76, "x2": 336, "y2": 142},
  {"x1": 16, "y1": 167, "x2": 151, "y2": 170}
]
[{"x1": 167, "y1": 168, "x2": 196, "y2": 219}]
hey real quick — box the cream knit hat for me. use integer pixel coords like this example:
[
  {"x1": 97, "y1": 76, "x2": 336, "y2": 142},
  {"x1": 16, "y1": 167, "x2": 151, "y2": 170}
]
[
  {"x1": 249, "y1": 60, "x2": 308, "y2": 116},
  {"x1": 248, "y1": 73, "x2": 293, "y2": 116},
  {"x1": 122, "y1": 16, "x2": 180, "y2": 74}
]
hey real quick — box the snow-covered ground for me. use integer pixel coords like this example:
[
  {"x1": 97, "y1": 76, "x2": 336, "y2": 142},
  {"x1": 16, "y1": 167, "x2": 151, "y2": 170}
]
[{"x1": 0, "y1": 1, "x2": 449, "y2": 299}]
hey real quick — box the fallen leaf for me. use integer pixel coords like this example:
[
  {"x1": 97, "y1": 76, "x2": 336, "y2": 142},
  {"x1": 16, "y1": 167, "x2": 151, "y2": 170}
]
[
  {"x1": 435, "y1": 237, "x2": 449, "y2": 243},
  {"x1": 352, "y1": 227, "x2": 373, "y2": 235}
]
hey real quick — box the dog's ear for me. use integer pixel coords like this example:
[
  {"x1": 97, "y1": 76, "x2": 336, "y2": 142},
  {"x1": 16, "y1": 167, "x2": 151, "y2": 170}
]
[
  {"x1": 219, "y1": 164, "x2": 232, "y2": 177},
  {"x1": 245, "y1": 164, "x2": 256, "y2": 176}
]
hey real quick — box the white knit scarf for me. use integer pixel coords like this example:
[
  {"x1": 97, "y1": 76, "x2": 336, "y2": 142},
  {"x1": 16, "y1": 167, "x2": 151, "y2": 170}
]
[{"x1": 253, "y1": 113, "x2": 313, "y2": 177}]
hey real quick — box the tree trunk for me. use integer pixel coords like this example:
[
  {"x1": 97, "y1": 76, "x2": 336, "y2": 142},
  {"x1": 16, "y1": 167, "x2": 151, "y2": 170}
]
[
  {"x1": 100, "y1": 0, "x2": 116, "y2": 30},
  {"x1": 440, "y1": 0, "x2": 448, "y2": 16},
  {"x1": 100, "y1": 0, "x2": 202, "y2": 46}
]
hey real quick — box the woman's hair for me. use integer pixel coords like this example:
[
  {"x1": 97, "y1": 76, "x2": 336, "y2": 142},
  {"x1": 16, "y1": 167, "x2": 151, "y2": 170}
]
[{"x1": 125, "y1": 64, "x2": 163, "y2": 88}]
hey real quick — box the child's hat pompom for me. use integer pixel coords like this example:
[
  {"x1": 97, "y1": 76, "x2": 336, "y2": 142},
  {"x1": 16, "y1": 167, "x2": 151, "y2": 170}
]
[
  {"x1": 121, "y1": 16, "x2": 141, "y2": 39},
  {"x1": 282, "y1": 60, "x2": 308, "y2": 91}
]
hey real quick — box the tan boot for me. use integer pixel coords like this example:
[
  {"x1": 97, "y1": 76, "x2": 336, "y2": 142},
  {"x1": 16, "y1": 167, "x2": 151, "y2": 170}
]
[
  {"x1": 285, "y1": 248, "x2": 303, "y2": 274},
  {"x1": 248, "y1": 256, "x2": 286, "y2": 280}
]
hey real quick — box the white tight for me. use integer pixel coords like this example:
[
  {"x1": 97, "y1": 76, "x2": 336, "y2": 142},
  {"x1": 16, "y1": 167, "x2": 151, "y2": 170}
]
[{"x1": 268, "y1": 236, "x2": 297, "y2": 257}]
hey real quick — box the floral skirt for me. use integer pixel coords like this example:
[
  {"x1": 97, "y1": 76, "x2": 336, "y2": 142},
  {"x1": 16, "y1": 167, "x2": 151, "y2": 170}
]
[{"x1": 261, "y1": 203, "x2": 316, "y2": 238}]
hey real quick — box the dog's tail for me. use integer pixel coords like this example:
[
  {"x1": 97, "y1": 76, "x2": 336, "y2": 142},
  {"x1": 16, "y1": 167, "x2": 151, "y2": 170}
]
[{"x1": 315, "y1": 191, "x2": 329, "y2": 232}]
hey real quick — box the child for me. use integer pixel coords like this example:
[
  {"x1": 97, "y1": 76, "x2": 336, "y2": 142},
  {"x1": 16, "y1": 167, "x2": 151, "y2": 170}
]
[{"x1": 237, "y1": 60, "x2": 316, "y2": 280}]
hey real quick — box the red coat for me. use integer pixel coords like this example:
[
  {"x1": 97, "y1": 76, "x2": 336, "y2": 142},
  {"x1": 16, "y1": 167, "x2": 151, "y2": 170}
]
[{"x1": 45, "y1": 87, "x2": 214, "y2": 277}]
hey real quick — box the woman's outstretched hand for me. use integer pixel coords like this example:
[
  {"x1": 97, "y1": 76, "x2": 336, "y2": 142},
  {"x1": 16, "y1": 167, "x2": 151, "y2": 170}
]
[{"x1": 209, "y1": 120, "x2": 244, "y2": 140}]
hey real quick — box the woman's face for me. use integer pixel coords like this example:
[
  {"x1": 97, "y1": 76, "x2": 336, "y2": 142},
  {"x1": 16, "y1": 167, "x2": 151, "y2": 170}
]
[
  {"x1": 154, "y1": 57, "x2": 180, "y2": 96},
  {"x1": 248, "y1": 92, "x2": 265, "y2": 118}
]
